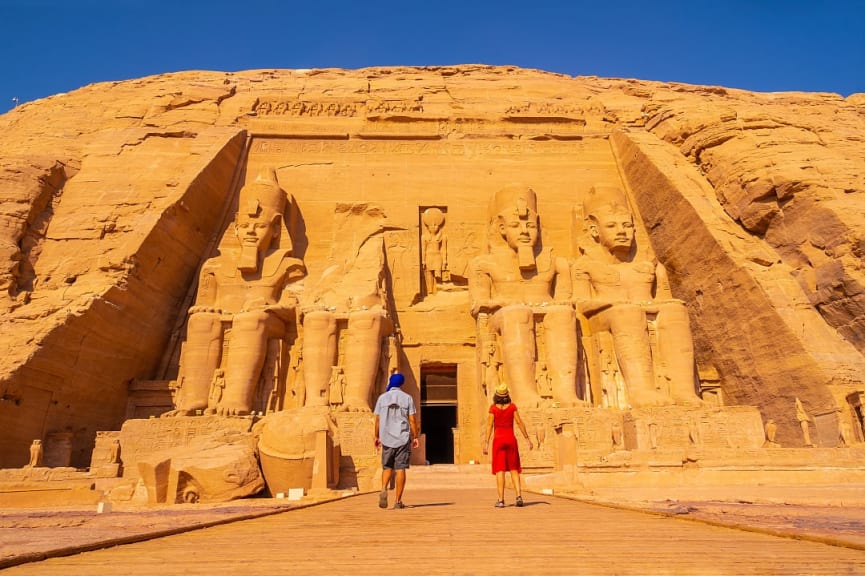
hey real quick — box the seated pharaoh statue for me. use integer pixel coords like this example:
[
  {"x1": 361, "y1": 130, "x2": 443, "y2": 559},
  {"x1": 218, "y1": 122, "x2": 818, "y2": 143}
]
[
  {"x1": 469, "y1": 184, "x2": 579, "y2": 407},
  {"x1": 166, "y1": 170, "x2": 305, "y2": 417},
  {"x1": 572, "y1": 185, "x2": 699, "y2": 407},
  {"x1": 298, "y1": 204, "x2": 393, "y2": 412}
]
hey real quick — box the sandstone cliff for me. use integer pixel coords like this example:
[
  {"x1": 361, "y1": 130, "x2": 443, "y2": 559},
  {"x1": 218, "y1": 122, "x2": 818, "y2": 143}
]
[{"x1": 0, "y1": 66, "x2": 863, "y2": 466}]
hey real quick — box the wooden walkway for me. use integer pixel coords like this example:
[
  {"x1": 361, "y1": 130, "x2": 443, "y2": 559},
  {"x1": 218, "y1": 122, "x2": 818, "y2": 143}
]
[{"x1": 4, "y1": 487, "x2": 864, "y2": 575}]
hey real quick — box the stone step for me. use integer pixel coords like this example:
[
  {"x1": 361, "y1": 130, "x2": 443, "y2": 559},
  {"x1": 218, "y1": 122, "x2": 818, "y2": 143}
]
[{"x1": 406, "y1": 463, "x2": 491, "y2": 488}]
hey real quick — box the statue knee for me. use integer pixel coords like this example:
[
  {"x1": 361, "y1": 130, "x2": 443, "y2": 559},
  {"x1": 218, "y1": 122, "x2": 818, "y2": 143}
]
[
  {"x1": 233, "y1": 310, "x2": 270, "y2": 331},
  {"x1": 348, "y1": 308, "x2": 385, "y2": 334},
  {"x1": 186, "y1": 312, "x2": 223, "y2": 339},
  {"x1": 657, "y1": 301, "x2": 690, "y2": 324},
  {"x1": 607, "y1": 303, "x2": 647, "y2": 331},
  {"x1": 542, "y1": 305, "x2": 576, "y2": 331},
  {"x1": 493, "y1": 305, "x2": 534, "y2": 331}
]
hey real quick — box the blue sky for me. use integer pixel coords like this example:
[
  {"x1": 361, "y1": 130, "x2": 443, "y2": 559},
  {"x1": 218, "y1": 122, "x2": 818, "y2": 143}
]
[{"x1": 1, "y1": 0, "x2": 863, "y2": 115}]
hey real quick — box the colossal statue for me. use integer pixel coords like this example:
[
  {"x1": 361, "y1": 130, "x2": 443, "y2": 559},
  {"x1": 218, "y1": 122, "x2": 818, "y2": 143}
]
[
  {"x1": 167, "y1": 170, "x2": 305, "y2": 417},
  {"x1": 573, "y1": 185, "x2": 699, "y2": 407},
  {"x1": 299, "y1": 204, "x2": 392, "y2": 412},
  {"x1": 469, "y1": 184, "x2": 579, "y2": 407}
]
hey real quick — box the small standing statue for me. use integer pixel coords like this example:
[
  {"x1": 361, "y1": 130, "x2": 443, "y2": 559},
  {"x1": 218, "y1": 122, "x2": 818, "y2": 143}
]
[
  {"x1": 27, "y1": 439, "x2": 43, "y2": 468},
  {"x1": 795, "y1": 397, "x2": 815, "y2": 447},
  {"x1": 421, "y1": 207, "x2": 448, "y2": 295},
  {"x1": 108, "y1": 438, "x2": 121, "y2": 464},
  {"x1": 763, "y1": 419, "x2": 780, "y2": 448}
]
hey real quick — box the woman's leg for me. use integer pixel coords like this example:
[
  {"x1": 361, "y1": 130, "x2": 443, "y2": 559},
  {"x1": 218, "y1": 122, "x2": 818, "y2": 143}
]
[
  {"x1": 496, "y1": 471, "x2": 505, "y2": 501},
  {"x1": 509, "y1": 470, "x2": 522, "y2": 498}
]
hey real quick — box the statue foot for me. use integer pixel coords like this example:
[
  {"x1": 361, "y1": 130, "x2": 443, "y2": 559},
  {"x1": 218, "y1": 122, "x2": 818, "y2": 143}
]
[
  {"x1": 551, "y1": 395, "x2": 582, "y2": 408},
  {"x1": 215, "y1": 405, "x2": 252, "y2": 417},
  {"x1": 514, "y1": 395, "x2": 545, "y2": 409},
  {"x1": 160, "y1": 408, "x2": 197, "y2": 418},
  {"x1": 341, "y1": 398, "x2": 372, "y2": 412},
  {"x1": 628, "y1": 389, "x2": 674, "y2": 408},
  {"x1": 671, "y1": 394, "x2": 704, "y2": 407}
]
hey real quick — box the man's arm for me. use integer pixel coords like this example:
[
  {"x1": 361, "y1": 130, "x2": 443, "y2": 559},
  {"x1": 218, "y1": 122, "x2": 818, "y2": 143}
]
[
  {"x1": 373, "y1": 414, "x2": 381, "y2": 450},
  {"x1": 408, "y1": 413, "x2": 420, "y2": 448}
]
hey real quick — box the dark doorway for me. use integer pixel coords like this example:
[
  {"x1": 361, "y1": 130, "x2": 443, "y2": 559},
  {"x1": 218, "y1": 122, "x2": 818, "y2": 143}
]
[{"x1": 420, "y1": 365, "x2": 458, "y2": 464}]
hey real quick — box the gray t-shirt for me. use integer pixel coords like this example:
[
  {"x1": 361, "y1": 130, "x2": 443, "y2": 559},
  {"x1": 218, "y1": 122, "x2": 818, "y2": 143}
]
[{"x1": 374, "y1": 388, "x2": 416, "y2": 448}]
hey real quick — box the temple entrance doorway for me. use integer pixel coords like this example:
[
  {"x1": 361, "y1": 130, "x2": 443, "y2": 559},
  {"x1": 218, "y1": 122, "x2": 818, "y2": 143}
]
[{"x1": 420, "y1": 364, "x2": 458, "y2": 464}]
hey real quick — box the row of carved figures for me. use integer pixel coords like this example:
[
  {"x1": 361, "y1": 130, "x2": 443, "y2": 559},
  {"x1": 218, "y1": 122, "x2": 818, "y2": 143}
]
[{"x1": 163, "y1": 173, "x2": 698, "y2": 418}]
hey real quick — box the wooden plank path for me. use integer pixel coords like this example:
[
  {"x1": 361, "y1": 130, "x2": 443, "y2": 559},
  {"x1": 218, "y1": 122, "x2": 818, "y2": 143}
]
[{"x1": 4, "y1": 487, "x2": 865, "y2": 575}]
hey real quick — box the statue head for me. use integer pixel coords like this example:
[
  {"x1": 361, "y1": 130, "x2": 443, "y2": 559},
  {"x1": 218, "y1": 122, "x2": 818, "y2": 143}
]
[
  {"x1": 584, "y1": 186, "x2": 635, "y2": 258},
  {"x1": 234, "y1": 169, "x2": 291, "y2": 273},
  {"x1": 492, "y1": 184, "x2": 539, "y2": 269},
  {"x1": 422, "y1": 207, "x2": 445, "y2": 234}
]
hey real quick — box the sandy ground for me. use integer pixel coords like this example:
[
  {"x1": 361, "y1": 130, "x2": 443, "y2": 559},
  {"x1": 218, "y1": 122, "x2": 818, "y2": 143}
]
[{"x1": 2, "y1": 483, "x2": 864, "y2": 569}]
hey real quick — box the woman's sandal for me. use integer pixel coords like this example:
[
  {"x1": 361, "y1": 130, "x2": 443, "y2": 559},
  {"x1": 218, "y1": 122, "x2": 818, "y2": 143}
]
[{"x1": 515, "y1": 496, "x2": 524, "y2": 507}]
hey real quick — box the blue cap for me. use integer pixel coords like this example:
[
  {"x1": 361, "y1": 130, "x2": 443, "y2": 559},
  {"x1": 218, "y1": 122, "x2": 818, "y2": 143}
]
[{"x1": 387, "y1": 373, "x2": 405, "y2": 390}]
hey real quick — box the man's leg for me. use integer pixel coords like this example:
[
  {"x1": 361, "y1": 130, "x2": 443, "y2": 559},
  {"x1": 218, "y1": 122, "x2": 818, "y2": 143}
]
[
  {"x1": 380, "y1": 467, "x2": 392, "y2": 508},
  {"x1": 394, "y1": 469, "x2": 407, "y2": 503}
]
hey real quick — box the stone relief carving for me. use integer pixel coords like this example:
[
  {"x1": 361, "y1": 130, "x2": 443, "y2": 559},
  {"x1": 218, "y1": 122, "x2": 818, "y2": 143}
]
[
  {"x1": 166, "y1": 170, "x2": 305, "y2": 417},
  {"x1": 572, "y1": 185, "x2": 699, "y2": 408},
  {"x1": 468, "y1": 184, "x2": 579, "y2": 407},
  {"x1": 254, "y1": 100, "x2": 359, "y2": 117},
  {"x1": 504, "y1": 102, "x2": 588, "y2": 117},
  {"x1": 253, "y1": 98, "x2": 423, "y2": 117},
  {"x1": 421, "y1": 207, "x2": 449, "y2": 296}
]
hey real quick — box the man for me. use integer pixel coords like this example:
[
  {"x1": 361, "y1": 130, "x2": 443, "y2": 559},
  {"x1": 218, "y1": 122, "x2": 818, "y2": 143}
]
[{"x1": 373, "y1": 373, "x2": 419, "y2": 509}]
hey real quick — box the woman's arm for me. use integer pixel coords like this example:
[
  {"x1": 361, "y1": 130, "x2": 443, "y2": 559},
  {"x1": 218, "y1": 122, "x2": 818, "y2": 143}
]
[
  {"x1": 482, "y1": 412, "x2": 494, "y2": 454},
  {"x1": 513, "y1": 409, "x2": 534, "y2": 450}
]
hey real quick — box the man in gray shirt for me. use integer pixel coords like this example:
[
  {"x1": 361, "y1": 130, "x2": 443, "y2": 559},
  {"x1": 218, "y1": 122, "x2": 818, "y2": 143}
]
[{"x1": 373, "y1": 373, "x2": 419, "y2": 509}]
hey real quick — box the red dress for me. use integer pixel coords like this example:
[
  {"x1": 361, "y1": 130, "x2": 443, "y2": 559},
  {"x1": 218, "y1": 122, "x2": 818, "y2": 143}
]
[{"x1": 489, "y1": 403, "x2": 521, "y2": 474}]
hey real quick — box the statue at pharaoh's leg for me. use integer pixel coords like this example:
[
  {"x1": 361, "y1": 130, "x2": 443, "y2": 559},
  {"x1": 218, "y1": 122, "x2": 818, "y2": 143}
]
[
  {"x1": 166, "y1": 170, "x2": 305, "y2": 417},
  {"x1": 468, "y1": 184, "x2": 579, "y2": 407},
  {"x1": 572, "y1": 185, "x2": 698, "y2": 407},
  {"x1": 300, "y1": 204, "x2": 392, "y2": 412}
]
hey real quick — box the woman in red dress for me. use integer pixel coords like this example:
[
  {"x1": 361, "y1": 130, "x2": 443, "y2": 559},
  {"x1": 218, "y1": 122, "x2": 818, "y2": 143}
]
[{"x1": 482, "y1": 383, "x2": 533, "y2": 508}]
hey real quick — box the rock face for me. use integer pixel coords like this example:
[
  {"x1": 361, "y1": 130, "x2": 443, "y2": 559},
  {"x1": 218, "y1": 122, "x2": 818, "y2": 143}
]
[{"x1": 0, "y1": 66, "x2": 863, "y2": 468}]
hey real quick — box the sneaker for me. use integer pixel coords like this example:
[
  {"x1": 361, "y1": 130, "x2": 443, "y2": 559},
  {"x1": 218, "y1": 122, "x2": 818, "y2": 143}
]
[
  {"x1": 378, "y1": 489, "x2": 388, "y2": 509},
  {"x1": 393, "y1": 501, "x2": 406, "y2": 509},
  {"x1": 495, "y1": 500, "x2": 505, "y2": 508},
  {"x1": 516, "y1": 496, "x2": 524, "y2": 507}
]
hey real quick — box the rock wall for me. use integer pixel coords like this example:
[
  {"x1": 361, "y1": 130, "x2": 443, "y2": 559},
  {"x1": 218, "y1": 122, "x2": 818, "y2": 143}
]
[{"x1": 0, "y1": 66, "x2": 863, "y2": 465}]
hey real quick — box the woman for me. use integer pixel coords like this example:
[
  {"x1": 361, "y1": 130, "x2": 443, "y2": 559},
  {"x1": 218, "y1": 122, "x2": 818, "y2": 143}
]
[{"x1": 482, "y1": 383, "x2": 533, "y2": 508}]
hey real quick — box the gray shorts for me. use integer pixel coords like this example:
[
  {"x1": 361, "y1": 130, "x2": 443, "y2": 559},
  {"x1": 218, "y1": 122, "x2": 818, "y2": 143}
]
[{"x1": 381, "y1": 441, "x2": 411, "y2": 470}]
